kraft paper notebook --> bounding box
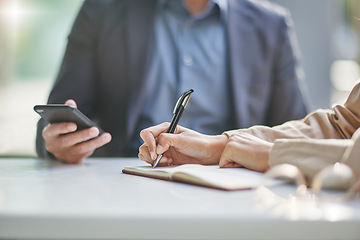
[122,164,283,190]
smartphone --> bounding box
[33,104,104,134]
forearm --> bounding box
[224,89,360,142]
[224,109,342,142]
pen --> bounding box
[153,89,194,168]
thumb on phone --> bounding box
[65,99,77,108]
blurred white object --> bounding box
[312,162,356,192]
[330,60,360,91]
[265,163,307,186]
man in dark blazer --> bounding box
[36,0,308,163]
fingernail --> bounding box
[68,123,76,131]
[151,152,157,160]
[89,127,99,137]
[102,133,111,142]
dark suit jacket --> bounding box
[36,0,308,158]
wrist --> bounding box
[208,134,228,164]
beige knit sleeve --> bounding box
[223,81,360,142]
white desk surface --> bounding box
[0,158,359,240]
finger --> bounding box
[138,144,153,164]
[141,122,170,140]
[219,139,243,168]
[51,133,111,164]
[65,99,77,108]
[139,130,157,160]
[70,132,112,156]
[57,127,101,148]
[156,132,185,155]
[138,145,171,166]
[43,122,77,139]
[140,122,170,160]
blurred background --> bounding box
[0,0,359,157]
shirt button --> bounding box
[183,56,193,66]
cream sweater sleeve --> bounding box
[224,81,360,142]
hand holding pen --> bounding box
[152,89,194,168]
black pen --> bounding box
[153,89,194,168]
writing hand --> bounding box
[138,122,227,167]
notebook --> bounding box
[122,164,284,190]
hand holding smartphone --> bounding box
[34,102,111,164]
[34,104,104,134]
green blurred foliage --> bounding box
[14,0,83,82]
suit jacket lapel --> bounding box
[227,0,259,127]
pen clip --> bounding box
[173,89,194,114]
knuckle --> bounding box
[228,135,244,147]
[139,129,146,138]
[139,144,146,152]
[158,133,165,142]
